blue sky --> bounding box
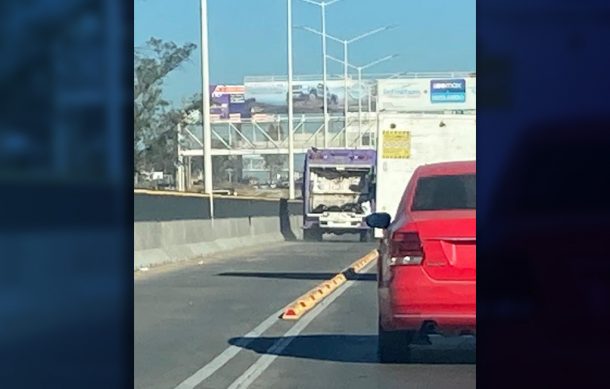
[135,0,475,106]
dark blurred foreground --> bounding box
[0,1,132,387]
[477,2,610,387]
[478,120,610,388]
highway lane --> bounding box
[233,267,476,389]
[134,239,475,389]
[134,239,373,389]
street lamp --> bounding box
[287,0,295,199]
[199,0,214,217]
[299,0,342,148]
[297,24,395,147]
[327,53,398,142]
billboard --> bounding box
[430,79,466,103]
[209,85,250,119]
[377,77,476,112]
[244,79,376,114]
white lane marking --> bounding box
[174,308,284,389]
[227,262,375,389]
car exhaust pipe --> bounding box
[412,321,437,345]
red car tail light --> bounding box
[389,231,424,266]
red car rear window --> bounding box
[411,174,476,211]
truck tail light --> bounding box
[389,231,424,266]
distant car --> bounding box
[366,161,476,362]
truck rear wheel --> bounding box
[359,230,372,242]
[303,228,323,241]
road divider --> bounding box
[281,249,378,320]
[351,250,379,272]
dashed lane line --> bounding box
[227,262,376,389]
[173,308,284,389]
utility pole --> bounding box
[300,0,341,148]
[176,122,185,191]
[287,0,295,199]
[298,25,394,148]
[200,0,214,217]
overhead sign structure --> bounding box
[377,76,475,112]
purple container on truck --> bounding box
[302,148,376,242]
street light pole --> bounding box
[321,3,328,148]
[177,122,185,191]
[200,0,214,217]
[300,0,341,148]
[297,24,395,149]
[357,67,362,139]
[287,0,295,200]
[326,53,398,146]
[343,41,348,147]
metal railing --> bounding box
[180,114,377,157]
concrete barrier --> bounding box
[134,190,303,270]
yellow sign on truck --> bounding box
[382,130,411,159]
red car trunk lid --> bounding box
[413,213,476,281]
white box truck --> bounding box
[374,113,476,238]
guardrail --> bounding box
[134,190,304,269]
[180,114,378,156]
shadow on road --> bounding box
[217,271,376,281]
[229,334,475,364]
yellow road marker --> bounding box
[281,249,378,320]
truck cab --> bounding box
[302,149,376,241]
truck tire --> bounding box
[359,230,373,242]
[303,228,323,241]
[378,320,415,363]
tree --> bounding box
[134,37,197,174]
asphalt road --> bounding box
[135,239,475,389]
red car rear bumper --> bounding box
[380,266,476,334]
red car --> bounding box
[366,161,476,362]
